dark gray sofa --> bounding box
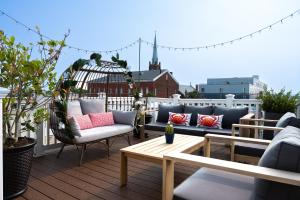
[145,104,250,137]
[172,126,300,200]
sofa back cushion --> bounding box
[273,112,296,136]
[112,110,137,127]
[254,126,300,200]
[184,106,213,126]
[89,112,114,127]
[156,104,184,123]
[67,100,83,118]
[79,99,105,115]
[288,117,300,129]
[213,106,248,129]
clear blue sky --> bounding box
[1,0,300,92]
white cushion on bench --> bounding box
[73,124,133,143]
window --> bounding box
[201,88,205,92]
[154,88,157,96]
[219,88,223,93]
[146,87,149,94]
[120,88,123,94]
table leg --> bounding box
[120,152,128,187]
[162,159,174,200]
[140,125,145,141]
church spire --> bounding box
[152,33,158,65]
[149,33,161,71]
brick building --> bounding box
[88,34,179,98]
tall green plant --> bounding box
[258,87,300,113]
[0,30,67,146]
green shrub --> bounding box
[258,87,300,113]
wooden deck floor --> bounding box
[18,135,229,200]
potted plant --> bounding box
[258,87,299,118]
[258,87,299,139]
[165,122,174,144]
[0,30,66,199]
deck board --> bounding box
[20,135,229,200]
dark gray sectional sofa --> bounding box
[145,104,250,136]
[173,125,300,200]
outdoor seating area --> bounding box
[1,2,300,200]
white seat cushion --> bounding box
[73,124,133,143]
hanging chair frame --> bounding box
[50,58,135,165]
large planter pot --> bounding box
[4,137,36,200]
[165,133,175,144]
[263,111,284,139]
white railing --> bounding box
[33,94,262,156]
[143,94,262,118]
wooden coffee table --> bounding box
[120,134,205,186]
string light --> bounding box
[141,9,300,50]
[0,9,139,55]
[1,8,300,53]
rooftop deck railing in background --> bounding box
[143,94,262,118]
[33,94,263,156]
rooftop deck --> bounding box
[18,135,228,200]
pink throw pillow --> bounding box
[70,115,93,130]
[89,112,115,127]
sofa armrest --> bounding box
[232,124,284,136]
[240,113,255,121]
[203,134,271,158]
[162,152,300,200]
[242,118,278,123]
[205,134,271,145]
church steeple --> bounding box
[149,33,161,71]
[152,34,158,65]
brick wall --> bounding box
[88,72,179,98]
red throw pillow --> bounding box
[70,115,93,130]
[89,112,115,127]
[197,114,223,129]
[168,112,191,126]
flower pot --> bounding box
[4,137,36,200]
[165,133,175,144]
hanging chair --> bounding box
[50,56,136,165]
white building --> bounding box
[196,75,267,99]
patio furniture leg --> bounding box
[79,144,86,166]
[56,143,65,158]
[106,139,110,158]
[120,152,128,187]
[127,134,131,146]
